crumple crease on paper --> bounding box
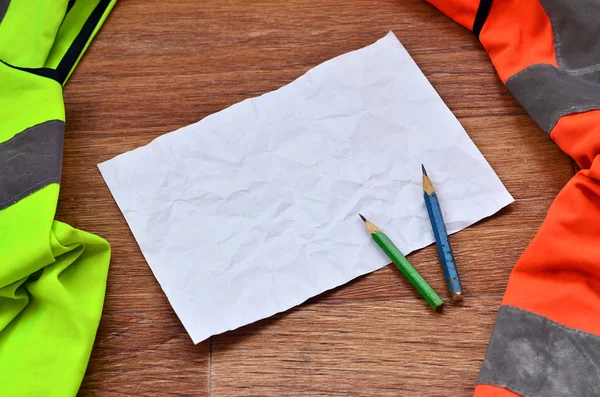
[98,32,514,344]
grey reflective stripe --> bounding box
[478,305,600,397]
[0,0,9,24]
[0,120,65,210]
[505,0,600,134]
[540,0,600,71]
[506,64,600,133]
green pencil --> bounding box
[360,214,444,311]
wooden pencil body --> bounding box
[423,191,463,301]
[372,230,444,311]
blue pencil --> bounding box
[421,165,463,301]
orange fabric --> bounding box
[474,385,520,397]
[424,0,479,30]
[501,163,600,335]
[552,110,600,170]
[479,0,556,83]
[424,1,600,396]
[498,109,600,337]
[498,111,600,335]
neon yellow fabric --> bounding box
[0,62,64,140]
[0,0,69,67]
[0,1,116,395]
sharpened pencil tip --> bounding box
[359,213,366,222]
[421,164,428,176]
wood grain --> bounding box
[56,0,577,395]
[79,310,209,397]
[211,296,502,397]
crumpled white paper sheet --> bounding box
[98,32,514,344]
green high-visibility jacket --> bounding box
[0,1,116,395]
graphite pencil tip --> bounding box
[359,213,366,222]
[421,164,428,176]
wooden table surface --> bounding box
[60,1,575,396]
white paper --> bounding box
[99,32,513,344]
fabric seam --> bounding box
[502,304,600,338]
[565,63,600,76]
[0,178,60,208]
[506,63,552,81]
[547,104,600,134]
[0,120,64,209]
[0,119,63,147]
[538,0,600,73]
[477,380,530,397]
[538,0,563,69]
[0,60,62,83]
[506,64,600,133]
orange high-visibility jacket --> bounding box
[425,0,600,396]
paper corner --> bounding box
[383,30,401,45]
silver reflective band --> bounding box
[0,120,64,210]
[505,0,600,134]
[478,305,600,397]
[540,0,600,71]
[506,64,600,134]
